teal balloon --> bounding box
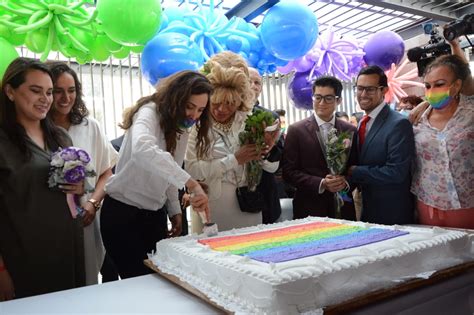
[97,0,162,46]
[260,0,318,60]
[141,32,203,86]
[0,37,19,79]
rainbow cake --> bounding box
[150,217,473,314]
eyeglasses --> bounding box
[353,86,383,95]
[312,94,339,103]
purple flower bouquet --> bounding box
[48,147,96,218]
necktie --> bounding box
[321,122,332,143]
[358,115,371,150]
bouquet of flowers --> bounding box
[48,147,96,218]
[325,128,353,218]
[238,109,276,191]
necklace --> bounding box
[213,116,234,133]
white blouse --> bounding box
[105,102,190,217]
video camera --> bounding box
[443,13,474,42]
[407,23,451,76]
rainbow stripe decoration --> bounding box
[199,221,409,263]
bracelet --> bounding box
[87,198,101,211]
[0,264,6,272]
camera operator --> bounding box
[409,33,474,125]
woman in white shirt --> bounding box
[48,62,118,285]
[101,70,212,278]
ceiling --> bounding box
[160,0,474,41]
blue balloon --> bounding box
[226,35,250,54]
[260,0,318,60]
[363,31,405,70]
[287,71,314,110]
[141,32,204,86]
[164,6,189,23]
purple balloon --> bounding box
[363,30,405,70]
[293,56,315,73]
[287,71,314,110]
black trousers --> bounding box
[100,195,167,279]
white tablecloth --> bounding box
[1,263,473,314]
[0,274,220,314]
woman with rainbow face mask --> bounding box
[411,54,474,229]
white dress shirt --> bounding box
[362,100,386,133]
[313,113,337,194]
[105,102,190,217]
[314,113,336,143]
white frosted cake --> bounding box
[150,217,473,314]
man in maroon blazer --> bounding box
[282,76,358,220]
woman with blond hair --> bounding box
[186,53,274,232]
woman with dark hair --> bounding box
[411,54,473,228]
[0,58,85,300]
[48,62,118,285]
[100,70,212,278]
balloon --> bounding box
[129,45,144,53]
[277,61,295,75]
[247,51,260,67]
[0,37,19,79]
[226,35,250,54]
[112,46,130,59]
[90,40,110,62]
[96,34,122,53]
[97,0,162,46]
[141,32,204,86]
[24,29,49,54]
[384,59,425,104]
[305,28,365,81]
[363,30,405,70]
[0,1,98,61]
[260,0,318,60]
[287,71,314,110]
[163,6,189,23]
[0,24,26,46]
[293,56,314,72]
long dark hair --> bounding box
[0,57,68,160]
[47,61,89,125]
[120,71,213,158]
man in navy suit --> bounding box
[348,66,415,225]
[282,76,357,220]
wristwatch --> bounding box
[87,198,101,211]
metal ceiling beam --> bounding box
[225,0,280,22]
[454,4,474,18]
[357,0,459,21]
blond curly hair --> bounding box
[206,51,249,77]
[206,61,253,112]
